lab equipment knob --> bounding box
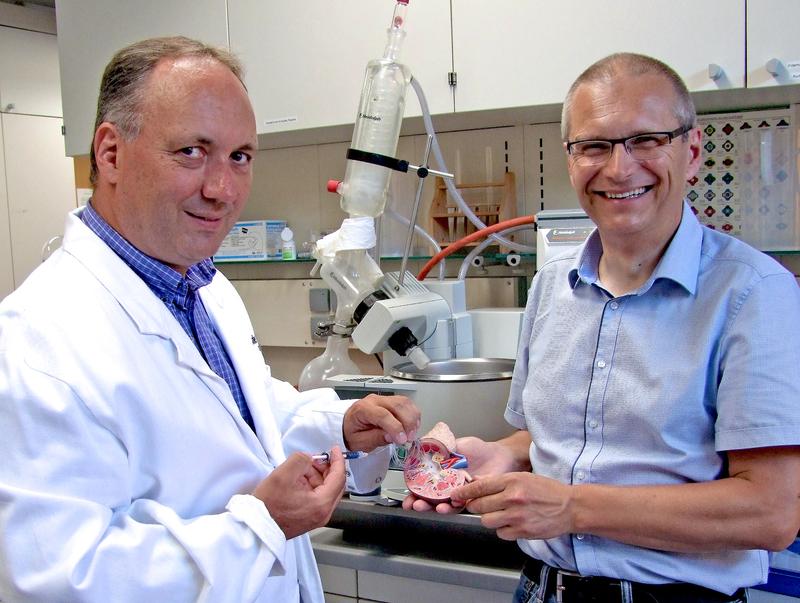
[506,253,521,267]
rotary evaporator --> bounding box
[303,0,536,445]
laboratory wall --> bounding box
[0,6,76,300]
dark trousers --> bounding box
[514,558,748,603]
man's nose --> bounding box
[203,159,238,202]
[603,141,636,177]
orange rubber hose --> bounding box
[417,215,536,281]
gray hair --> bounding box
[560,52,696,141]
[89,36,245,185]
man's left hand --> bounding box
[342,393,420,452]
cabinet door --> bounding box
[358,570,512,603]
[452,0,745,113]
[747,0,800,87]
[228,0,453,135]
[0,120,13,299]
[55,0,229,156]
[2,113,76,288]
[0,26,62,117]
[319,563,358,598]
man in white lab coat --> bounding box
[0,36,420,602]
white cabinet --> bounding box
[227,0,453,135]
[357,570,511,603]
[0,22,75,297]
[1,113,77,290]
[747,0,800,87]
[0,26,62,117]
[319,564,358,600]
[451,0,746,113]
[0,121,14,299]
[55,0,229,156]
[55,0,798,148]
[318,564,512,603]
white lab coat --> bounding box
[0,209,388,602]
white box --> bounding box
[215,220,284,262]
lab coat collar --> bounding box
[63,208,200,346]
[62,209,268,455]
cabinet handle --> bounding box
[707,63,724,81]
[766,58,783,76]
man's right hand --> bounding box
[252,446,346,539]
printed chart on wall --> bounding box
[689,108,799,252]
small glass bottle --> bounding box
[298,334,361,391]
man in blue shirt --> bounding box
[405,53,800,602]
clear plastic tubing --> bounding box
[340,0,411,218]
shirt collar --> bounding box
[568,201,702,295]
[80,201,216,306]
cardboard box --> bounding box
[214,220,286,262]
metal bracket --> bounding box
[309,318,335,341]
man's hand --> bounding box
[403,430,531,513]
[252,446,346,539]
[342,394,420,452]
[452,472,574,541]
[402,436,523,514]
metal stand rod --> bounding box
[398,135,434,288]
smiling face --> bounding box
[564,72,701,251]
[92,56,258,274]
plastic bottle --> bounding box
[338,0,412,218]
[281,227,296,260]
[298,334,361,391]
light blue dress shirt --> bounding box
[505,202,800,595]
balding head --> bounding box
[561,53,696,141]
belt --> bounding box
[522,558,747,603]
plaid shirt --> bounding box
[81,202,254,431]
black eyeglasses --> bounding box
[566,124,694,165]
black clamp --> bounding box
[346,148,449,180]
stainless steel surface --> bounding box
[390,357,515,382]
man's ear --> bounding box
[93,122,122,185]
[685,126,703,181]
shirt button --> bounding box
[610,301,619,310]
[576,534,585,540]
[596,360,606,369]
[588,419,598,429]
[576,471,586,481]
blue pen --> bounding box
[311,450,369,463]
